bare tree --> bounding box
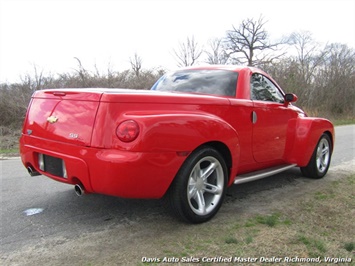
[319,43,355,115]
[225,16,284,66]
[289,31,327,85]
[129,53,143,77]
[32,64,44,90]
[73,57,89,86]
[173,36,203,67]
[205,38,230,64]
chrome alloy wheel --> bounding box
[187,156,224,216]
[300,134,332,179]
[316,138,330,173]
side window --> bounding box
[250,73,284,103]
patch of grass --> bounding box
[253,212,292,227]
[331,180,341,186]
[244,219,256,227]
[348,177,355,185]
[297,235,311,245]
[245,235,253,244]
[314,191,335,200]
[255,213,280,227]
[332,118,355,126]
[225,236,238,244]
[0,148,19,155]
[162,250,181,258]
[299,200,314,212]
[344,242,354,252]
[297,235,327,254]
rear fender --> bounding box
[128,112,240,183]
[284,117,334,166]
[91,105,240,185]
[140,114,238,149]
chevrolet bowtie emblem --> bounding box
[47,116,58,124]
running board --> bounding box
[234,164,297,185]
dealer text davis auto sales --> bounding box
[142,256,352,264]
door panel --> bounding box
[252,102,295,162]
[250,73,297,163]
[228,99,254,167]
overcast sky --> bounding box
[0,0,354,83]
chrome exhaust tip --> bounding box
[27,166,41,176]
[74,184,84,196]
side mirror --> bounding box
[284,93,298,104]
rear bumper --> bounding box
[20,135,184,198]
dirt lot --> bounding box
[1,158,354,266]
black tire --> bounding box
[166,146,228,223]
[301,134,332,179]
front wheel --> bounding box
[301,134,332,179]
[166,146,228,223]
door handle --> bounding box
[252,111,257,124]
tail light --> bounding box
[116,120,140,142]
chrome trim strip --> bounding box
[234,164,297,185]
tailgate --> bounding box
[24,89,103,146]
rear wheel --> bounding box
[301,134,332,179]
[166,146,228,223]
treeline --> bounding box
[262,42,355,117]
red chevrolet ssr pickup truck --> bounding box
[20,65,334,223]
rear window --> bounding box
[151,69,238,97]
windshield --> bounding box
[151,69,238,97]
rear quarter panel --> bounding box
[92,102,240,152]
[92,93,239,152]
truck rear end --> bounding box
[20,89,104,193]
[19,88,189,199]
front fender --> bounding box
[284,117,334,166]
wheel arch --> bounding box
[323,130,334,152]
[200,141,232,170]
[185,140,237,187]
